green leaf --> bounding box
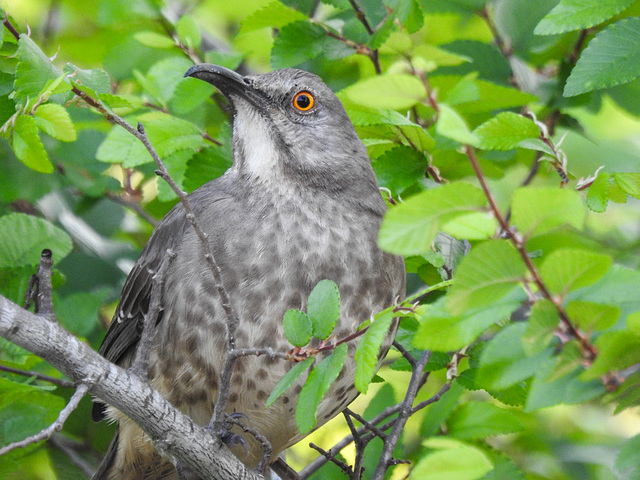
[535,0,636,35]
[440,212,498,241]
[33,103,76,142]
[11,114,53,173]
[378,183,488,256]
[340,74,426,110]
[523,299,559,356]
[266,358,314,408]
[510,186,586,238]
[415,289,525,352]
[565,300,620,332]
[586,172,609,212]
[613,172,640,199]
[410,437,493,480]
[446,240,527,315]
[473,112,540,150]
[283,309,312,347]
[447,402,524,440]
[564,18,640,96]
[582,330,640,380]
[479,322,554,390]
[539,248,612,298]
[271,21,349,69]
[57,289,110,337]
[63,64,111,94]
[176,15,201,49]
[170,77,216,115]
[241,0,308,33]
[295,343,348,433]
[0,213,72,268]
[616,433,640,474]
[372,146,428,194]
[526,366,605,411]
[139,56,194,107]
[97,112,204,167]
[436,103,480,145]
[307,279,341,340]
[14,34,63,107]
[355,310,395,393]
[134,31,175,49]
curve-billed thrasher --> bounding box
[93,64,405,479]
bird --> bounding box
[92,63,405,480]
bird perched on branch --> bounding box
[92,64,405,480]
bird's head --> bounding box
[184,64,375,194]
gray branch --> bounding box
[0,294,262,480]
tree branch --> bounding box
[0,294,262,480]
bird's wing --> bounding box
[93,183,232,420]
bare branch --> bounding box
[0,364,74,389]
[0,383,88,455]
[49,434,96,478]
[371,350,431,480]
[0,294,262,480]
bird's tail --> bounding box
[92,429,119,480]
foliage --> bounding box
[0,0,640,479]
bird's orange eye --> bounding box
[293,91,315,111]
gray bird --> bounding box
[92,64,405,480]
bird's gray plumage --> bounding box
[93,64,405,480]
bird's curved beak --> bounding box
[184,64,268,110]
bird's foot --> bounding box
[220,413,249,452]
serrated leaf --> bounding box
[510,186,586,238]
[540,248,612,298]
[134,31,175,49]
[517,138,556,156]
[474,112,540,150]
[11,114,53,173]
[479,322,554,390]
[33,103,76,142]
[241,1,308,33]
[566,300,620,332]
[448,402,524,440]
[355,310,394,393]
[271,21,349,69]
[295,343,348,433]
[340,74,426,110]
[586,172,610,212]
[582,330,640,380]
[140,56,194,107]
[436,103,480,145]
[372,145,428,194]
[523,299,558,356]
[283,309,312,347]
[379,183,488,256]
[410,437,493,480]
[170,77,215,115]
[266,358,314,407]
[446,240,527,315]
[526,365,604,410]
[307,280,340,340]
[440,211,498,240]
[63,64,111,94]
[429,75,536,113]
[415,290,525,352]
[535,0,636,35]
[613,172,640,199]
[565,18,640,96]
[96,112,204,167]
[176,15,201,49]
[0,213,72,268]
[14,34,63,107]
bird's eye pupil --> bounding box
[293,91,314,111]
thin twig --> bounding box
[0,384,88,455]
[0,364,75,388]
[225,415,272,475]
[371,350,431,480]
[49,434,96,478]
[105,191,159,227]
[464,145,598,362]
[392,340,416,368]
[3,14,20,39]
[308,443,354,477]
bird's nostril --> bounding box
[243,77,253,86]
